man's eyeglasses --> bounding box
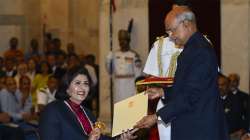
[165,20,184,36]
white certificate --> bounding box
[112,92,148,137]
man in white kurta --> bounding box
[143,36,182,140]
[106,29,141,103]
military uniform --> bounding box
[143,37,182,140]
[106,50,141,103]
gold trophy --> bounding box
[94,121,106,132]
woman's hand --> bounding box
[241,133,250,140]
[119,128,138,140]
[88,128,101,140]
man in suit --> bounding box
[241,95,250,140]
[135,8,229,140]
[248,95,250,132]
[228,73,248,111]
[223,73,248,139]
[218,74,240,138]
[228,74,248,122]
[143,1,191,139]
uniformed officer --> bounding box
[106,29,141,103]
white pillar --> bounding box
[98,0,149,133]
[221,0,249,92]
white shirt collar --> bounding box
[221,95,227,100]
[232,89,238,95]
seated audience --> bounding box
[0,57,5,77]
[15,62,29,88]
[27,58,37,81]
[0,111,25,140]
[32,61,52,109]
[25,39,42,61]
[4,58,17,77]
[66,43,76,56]
[0,76,38,140]
[37,75,58,113]
[0,76,32,122]
[0,76,5,91]
[228,74,248,134]
[4,37,23,61]
[241,95,250,140]
[218,74,247,140]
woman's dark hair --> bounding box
[37,61,52,74]
[55,66,92,100]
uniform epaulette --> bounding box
[156,36,165,76]
[155,36,165,42]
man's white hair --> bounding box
[175,10,196,24]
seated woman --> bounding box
[39,66,138,140]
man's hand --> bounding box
[134,114,157,129]
[146,87,164,100]
[119,128,138,140]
